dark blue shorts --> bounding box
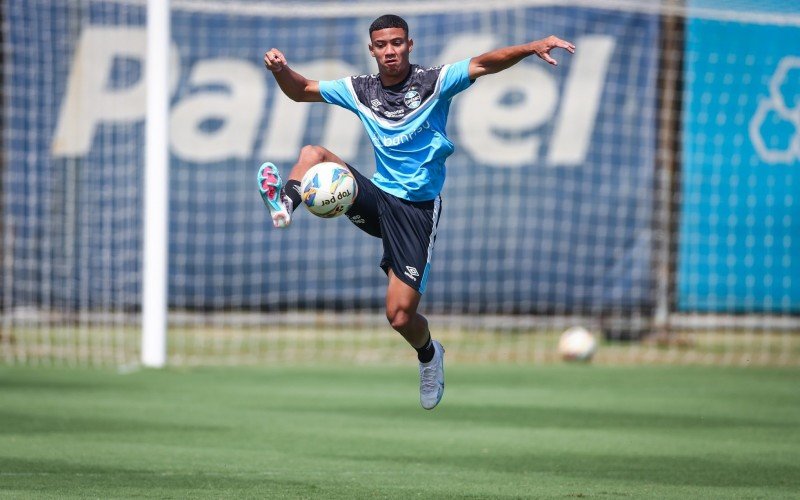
[344,165,441,294]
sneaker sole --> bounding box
[257,162,284,214]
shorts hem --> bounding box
[380,261,424,294]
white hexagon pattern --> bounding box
[749,56,800,164]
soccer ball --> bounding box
[299,162,357,218]
[557,326,598,362]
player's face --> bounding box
[369,28,413,80]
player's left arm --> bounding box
[468,35,575,79]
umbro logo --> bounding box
[349,214,366,225]
[404,266,419,282]
[370,99,381,110]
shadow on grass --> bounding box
[0,410,224,436]
[341,447,800,489]
[280,401,793,432]
[0,377,105,392]
[0,457,324,497]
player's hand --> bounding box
[264,48,288,73]
[530,36,575,66]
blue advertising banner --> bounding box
[678,10,800,313]
[3,2,660,313]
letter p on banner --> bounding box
[52,27,148,157]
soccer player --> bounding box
[260,14,574,410]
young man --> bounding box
[259,14,574,410]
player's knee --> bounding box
[386,307,413,332]
[298,144,326,164]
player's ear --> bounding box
[368,43,376,58]
[408,38,413,52]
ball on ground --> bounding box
[558,326,598,362]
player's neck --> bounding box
[379,65,412,87]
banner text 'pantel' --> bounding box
[52,27,614,168]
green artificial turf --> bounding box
[0,364,798,498]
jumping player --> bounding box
[259,14,574,409]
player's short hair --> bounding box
[369,15,409,37]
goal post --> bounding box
[0,0,798,367]
[141,0,170,368]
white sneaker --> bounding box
[419,340,445,410]
[257,162,293,228]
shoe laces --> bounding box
[281,191,294,213]
[419,363,440,392]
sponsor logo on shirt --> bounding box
[378,121,431,147]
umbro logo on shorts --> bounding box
[404,266,419,282]
[349,214,365,224]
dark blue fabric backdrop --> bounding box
[3,2,660,313]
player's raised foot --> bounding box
[419,340,445,410]
[257,162,293,228]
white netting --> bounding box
[1,0,798,366]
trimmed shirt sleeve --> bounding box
[319,78,358,112]
[438,58,474,100]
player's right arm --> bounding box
[264,48,324,102]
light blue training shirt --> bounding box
[318,58,474,202]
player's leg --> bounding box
[287,144,348,183]
[385,270,429,348]
[258,145,347,228]
[385,273,445,410]
[379,195,445,409]
[342,165,383,238]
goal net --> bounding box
[2,0,798,366]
